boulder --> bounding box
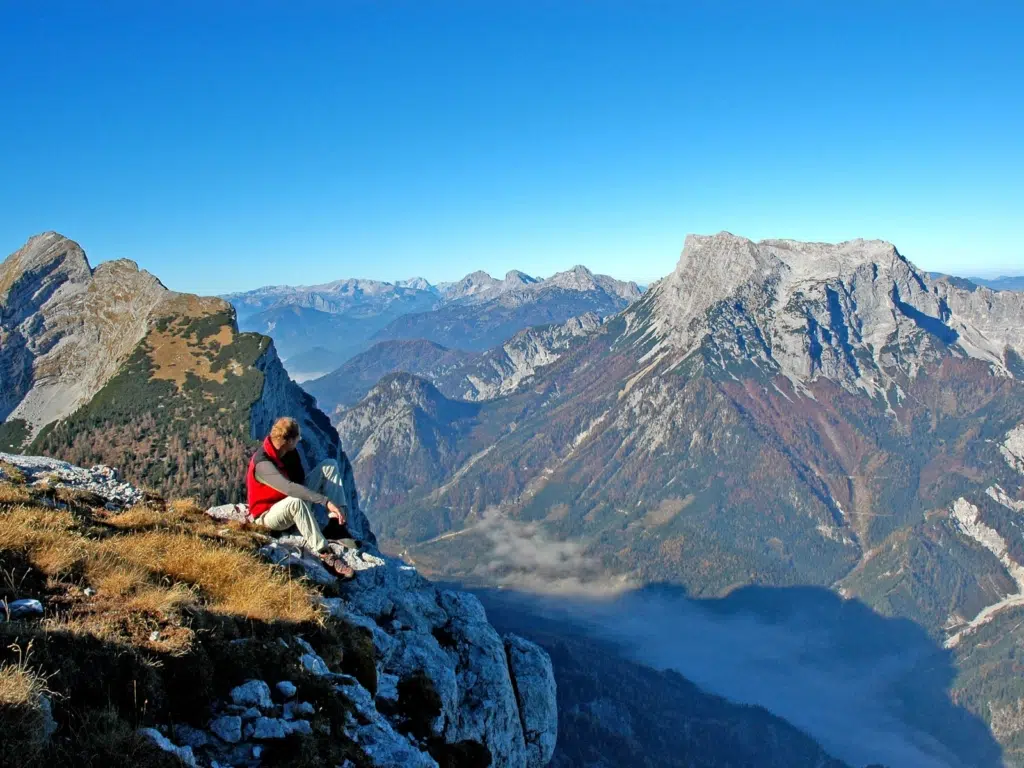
[209,715,243,744]
[229,680,273,710]
[504,634,558,767]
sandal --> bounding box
[319,551,355,580]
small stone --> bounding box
[149,630,160,642]
[240,707,262,720]
[229,680,273,709]
[83,587,96,597]
[250,717,289,740]
[39,695,57,741]
[2,599,44,621]
[252,745,263,758]
[209,715,242,744]
[275,680,297,699]
[300,653,330,677]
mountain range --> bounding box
[223,267,640,379]
[327,232,1024,764]
[930,273,1024,293]
[0,231,862,767]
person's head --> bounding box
[269,417,300,454]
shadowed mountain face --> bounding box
[226,266,640,378]
[340,232,1024,759]
[304,339,477,418]
[478,584,1002,768]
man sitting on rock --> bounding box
[246,416,355,579]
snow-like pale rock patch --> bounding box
[1001,424,1024,475]
[946,497,1024,648]
[0,452,145,509]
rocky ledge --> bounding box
[231,525,558,767]
[0,452,146,509]
[0,452,557,767]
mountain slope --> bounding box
[226,267,638,377]
[338,232,1024,757]
[336,374,483,512]
[0,232,169,440]
[224,277,441,377]
[0,233,342,507]
[304,339,476,418]
[305,312,603,420]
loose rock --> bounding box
[229,680,273,710]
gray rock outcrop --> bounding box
[0,452,145,509]
[0,233,168,438]
[504,634,558,767]
[629,232,1024,396]
[253,529,559,766]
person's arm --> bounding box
[254,460,330,506]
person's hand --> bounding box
[327,501,346,524]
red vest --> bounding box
[246,436,288,519]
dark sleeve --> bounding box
[254,460,329,506]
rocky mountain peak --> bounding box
[394,276,434,291]
[633,232,1024,393]
[505,269,538,286]
[0,232,92,305]
[548,264,598,292]
[440,270,503,301]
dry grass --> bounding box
[0,654,47,707]
[0,646,53,761]
[0,495,317,656]
[0,487,374,766]
[0,480,32,505]
[0,460,27,485]
[146,319,235,388]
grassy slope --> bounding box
[31,311,270,506]
[0,475,375,768]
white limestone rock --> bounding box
[248,717,291,740]
[628,232,1024,394]
[334,674,439,768]
[436,590,527,765]
[504,634,558,768]
[276,680,297,699]
[317,548,558,767]
[1001,424,1024,474]
[0,233,168,438]
[0,453,145,509]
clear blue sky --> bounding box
[1,1,1021,294]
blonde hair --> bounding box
[270,417,300,443]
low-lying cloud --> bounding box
[469,507,634,595]
[474,511,1001,768]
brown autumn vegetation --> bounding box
[0,475,374,768]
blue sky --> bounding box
[1,1,1021,294]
